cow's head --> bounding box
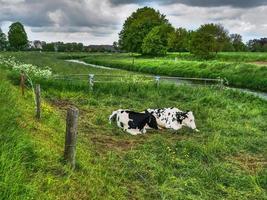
[176,111,199,131]
[145,111,158,129]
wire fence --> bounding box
[50,73,224,89]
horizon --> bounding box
[1,0,267,45]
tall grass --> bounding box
[0,74,36,200]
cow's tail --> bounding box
[109,111,117,124]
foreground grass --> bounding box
[0,73,37,199]
[35,78,267,199]
[0,52,266,199]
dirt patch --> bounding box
[50,99,75,109]
[90,135,146,153]
[229,153,267,173]
[249,61,267,66]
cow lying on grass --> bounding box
[109,109,158,135]
[146,107,199,132]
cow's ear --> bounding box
[182,112,188,118]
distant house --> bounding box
[28,40,43,50]
[33,40,43,49]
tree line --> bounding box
[0,10,267,58]
[0,22,116,52]
[118,7,267,58]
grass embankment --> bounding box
[0,52,267,199]
[167,52,267,62]
[75,53,267,92]
[0,72,36,199]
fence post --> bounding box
[220,78,224,88]
[64,107,79,169]
[35,84,41,120]
[20,72,25,96]
[155,76,160,88]
[88,74,94,90]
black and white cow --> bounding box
[146,107,199,132]
[109,109,158,135]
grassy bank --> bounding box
[78,53,267,92]
[0,73,37,199]
[0,52,266,199]
[167,52,267,62]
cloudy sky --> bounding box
[1,0,267,44]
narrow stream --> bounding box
[66,59,119,70]
[65,59,267,101]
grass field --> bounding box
[0,52,266,199]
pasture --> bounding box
[0,52,266,200]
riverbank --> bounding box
[76,53,267,92]
[65,59,267,101]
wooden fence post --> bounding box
[35,84,41,120]
[155,76,160,88]
[88,74,94,90]
[20,72,25,96]
[64,107,79,169]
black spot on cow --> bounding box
[176,112,188,123]
[127,111,158,130]
[120,122,124,128]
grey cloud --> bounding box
[110,0,267,8]
[0,0,120,35]
[31,26,117,36]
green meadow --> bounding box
[0,52,266,200]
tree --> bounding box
[113,41,119,52]
[230,34,247,51]
[247,38,267,52]
[168,27,189,52]
[190,23,230,58]
[119,7,170,53]
[142,25,174,56]
[42,42,55,52]
[0,28,8,51]
[8,22,28,50]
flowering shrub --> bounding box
[0,55,52,78]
